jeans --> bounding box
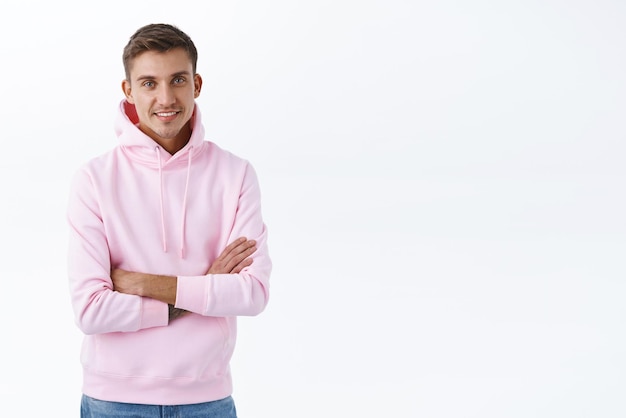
[80,394,237,418]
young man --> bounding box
[67,23,271,417]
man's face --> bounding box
[122,48,202,149]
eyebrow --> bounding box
[135,71,192,82]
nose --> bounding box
[156,84,176,106]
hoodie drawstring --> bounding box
[156,147,168,253]
[180,146,193,259]
[155,145,193,259]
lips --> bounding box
[154,110,181,122]
[155,111,179,117]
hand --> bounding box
[207,237,257,274]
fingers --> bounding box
[216,237,254,261]
[224,240,256,273]
[224,243,256,273]
[231,257,254,274]
[207,237,258,274]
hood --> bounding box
[115,99,205,167]
[114,99,206,258]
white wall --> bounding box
[1,1,624,416]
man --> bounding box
[67,23,271,417]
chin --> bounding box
[155,127,182,140]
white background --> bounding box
[1,1,624,417]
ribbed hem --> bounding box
[82,368,233,405]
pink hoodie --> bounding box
[67,100,271,405]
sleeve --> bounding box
[66,167,168,335]
[175,162,272,317]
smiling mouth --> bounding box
[155,111,179,117]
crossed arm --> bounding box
[110,237,257,321]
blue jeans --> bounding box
[81,394,237,418]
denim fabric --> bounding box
[81,394,237,418]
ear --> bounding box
[122,79,134,104]
[193,73,203,98]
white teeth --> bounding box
[156,112,177,117]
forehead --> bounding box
[129,48,193,79]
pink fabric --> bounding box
[67,99,271,405]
